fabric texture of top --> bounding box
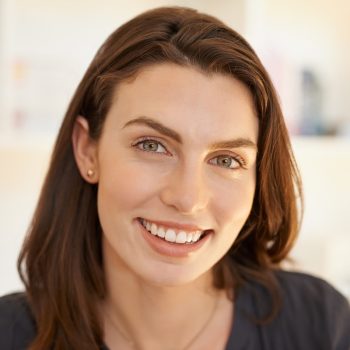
[0,270,349,350]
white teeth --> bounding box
[176,231,187,244]
[141,219,207,245]
[193,231,201,242]
[165,229,176,242]
[158,227,166,238]
[150,223,157,236]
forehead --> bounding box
[105,63,258,143]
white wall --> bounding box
[0,0,15,133]
[289,137,350,298]
[0,136,52,294]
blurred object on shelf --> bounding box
[300,69,324,135]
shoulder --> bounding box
[274,269,346,300]
[0,292,36,350]
[274,270,349,314]
[266,270,350,349]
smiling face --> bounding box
[83,64,258,286]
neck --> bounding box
[100,239,222,350]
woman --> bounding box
[0,6,349,350]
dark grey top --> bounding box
[1,270,349,349]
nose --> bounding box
[159,161,210,215]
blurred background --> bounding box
[0,0,349,298]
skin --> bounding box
[72,63,258,349]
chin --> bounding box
[138,263,213,288]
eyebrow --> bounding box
[122,116,257,151]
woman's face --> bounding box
[95,64,258,286]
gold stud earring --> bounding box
[87,169,94,177]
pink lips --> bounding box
[137,219,212,258]
[139,217,206,232]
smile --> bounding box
[139,218,209,244]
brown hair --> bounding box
[17,6,302,349]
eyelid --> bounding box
[230,153,246,167]
[131,136,172,155]
[215,150,248,166]
[209,153,246,170]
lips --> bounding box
[137,217,213,257]
[139,218,207,244]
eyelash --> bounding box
[131,137,246,170]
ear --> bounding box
[72,116,99,184]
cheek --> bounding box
[214,172,256,227]
[97,159,164,213]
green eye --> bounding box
[135,139,167,153]
[210,155,241,169]
[142,140,159,151]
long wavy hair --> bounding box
[17,6,303,349]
